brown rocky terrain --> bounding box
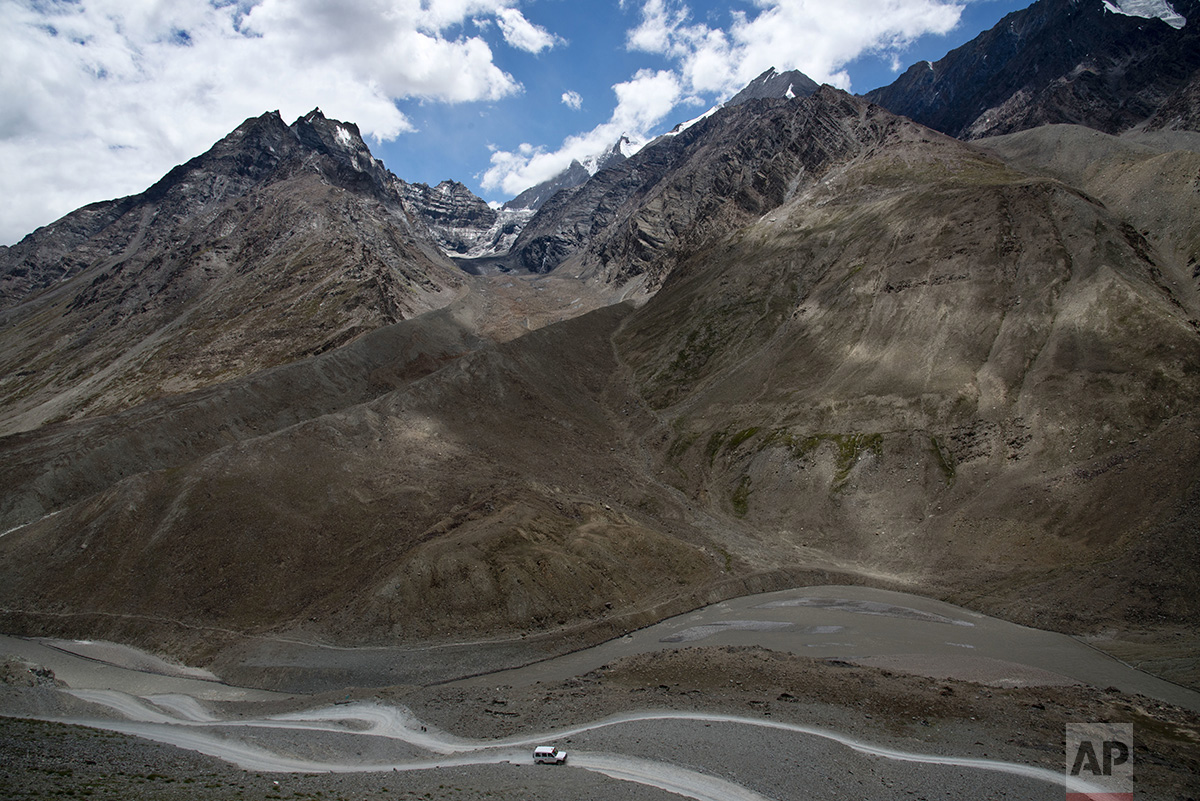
[1,23,1199,791]
[2,646,1198,799]
[395,179,534,259]
[1146,68,1200,131]
[1,89,1197,696]
[0,110,463,435]
[978,124,1200,298]
[611,111,1200,674]
[504,87,884,290]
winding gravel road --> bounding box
[53,694,1103,800]
[5,583,1171,799]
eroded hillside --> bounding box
[2,92,1197,689]
[0,110,463,435]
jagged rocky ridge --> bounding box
[495,68,821,278]
[506,137,635,213]
[0,109,463,433]
[501,86,868,287]
[396,179,533,259]
[726,67,820,105]
[389,138,635,264]
[396,68,821,274]
[865,0,1200,139]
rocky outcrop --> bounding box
[503,136,635,215]
[727,67,819,105]
[505,86,899,289]
[0,110,463,433]
[613,117,1200,634]
[399,180,496,229]
[1144,66,1200,131]
[507,160,592,213]
[865,0,1200,138]
[397,179,532,258]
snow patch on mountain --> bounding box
[467,206,535,258]
[1102,0,1186,29]
[399,178,535,258]
[657,67,819,144]
[662,105,721,139]
[581,135,637,175]
[334,125,353,148]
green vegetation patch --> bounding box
[731,475,752,517]
[930,435,956,485]
[648,317,732,408]
[830,433,884,486]
[761,428,823,460]
[706,429,729,466]
[761,429,884,489]
[855,155,1028,190]
[667,430,700,463]
[725,426,761,451]
[704,425,765,467]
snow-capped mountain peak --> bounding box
[658,67,820,144]
[581,135,635,175]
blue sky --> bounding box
[0,0,1037,244]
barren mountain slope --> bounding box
[865,0,1200,139]
[0,303,729,659]
[506,86,882,291]
[2,100,1198,684]
[1144,65,1200,131]
[977,124,1200,310]
[0,270,631,543]
[0,299,488,536]
[613,125,1200,637]
[0,110,463,435]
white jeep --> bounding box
[533,745,568,764]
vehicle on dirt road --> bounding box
[533,745,567,764]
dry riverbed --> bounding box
[3,645,1199,800]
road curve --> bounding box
[49,695,1105,799]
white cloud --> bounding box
[626,0,692,55]
[0,0,552,244]
[495,6,561,53]
[244,0,523,103]
[627,0,965,94]
[481,69,681,196]
[610,69,684,132]
[561,90,584,110]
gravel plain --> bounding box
[2,587,1198,800]
[3,643,1199,800]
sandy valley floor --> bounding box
[2,586,1198,800]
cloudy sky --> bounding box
[0,0,1034,245]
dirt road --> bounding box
[2,585,1196,800]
